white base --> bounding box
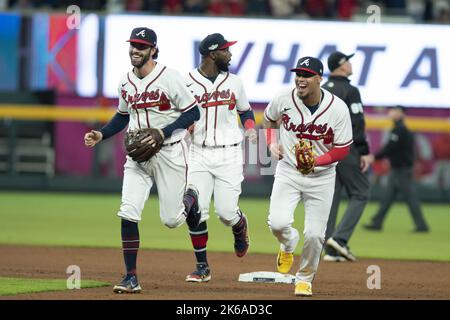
[238,271,295,284]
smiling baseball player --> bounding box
[184,33,257,282]
[84,27,201,294]
[263,56,353,296]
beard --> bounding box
[216,59,229,72]
[298,91,309,101]
[130,51,150,68]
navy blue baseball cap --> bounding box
[199,33,237,55]
[328,51,354,72]
[127,27,157,47]
[291,57,324,76]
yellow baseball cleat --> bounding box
[277,250,294,274]
[295,281,312,297]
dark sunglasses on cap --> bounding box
[295,71,316,78]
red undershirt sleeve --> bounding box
[315,145,350,166]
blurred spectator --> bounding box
[35,0,59,9]
[74,0,107,10]
[246,0,271,15]
[421,0,450,23]
[184,0,206,14]
[145,0,164,12]
[436,7,450,23]
[207,0,246,16]
[303,0,334,18]
[335,0,358,19]
[106,0,125,13]
[125,0,145,11]
[406,0,425,22]
[162,0,183,13]
[9,0,33,9]
[385,0,406,14]
[432,135,450,191]
[269,0,300,17]
[435,0,450,24]
[422,0,433,21]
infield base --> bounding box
[238,271,295,284]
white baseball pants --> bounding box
[268,160,336,283]
[188,144,244,227]
[117,141,189,228]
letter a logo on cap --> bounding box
[300,58,310,66]
[136,30,146,37]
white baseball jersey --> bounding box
[264,88,353,174]
[117,63,197,143]
[187,69,251,147]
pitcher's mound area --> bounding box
[0,245,449,300]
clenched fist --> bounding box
[84,130,103,148]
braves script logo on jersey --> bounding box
[195,89,236,110]
[281,114,334,144]
[122,88,171,111]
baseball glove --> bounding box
[124,128,164,163]
[294,139,315,175]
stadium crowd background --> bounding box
[2,0,450,24]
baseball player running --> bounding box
[84,27,201,293]
[263,56,353,296]
[184,33,256,282]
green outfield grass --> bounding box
[0,192,449,261]
[0,277,109,296]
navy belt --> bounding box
[202,142,239,149]
[163,140,181,147]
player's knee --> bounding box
[217,210,240,227]
[268,217,290,233]
[161,216,182,229]
[218,216,234,227]
[118,203,141,222]
[303,230,325,244]
[216,205,240,227]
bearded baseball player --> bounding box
[263,56,353,296]
[184,33,256,282]
[84,27,202,293]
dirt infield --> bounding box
[0,245,449,300]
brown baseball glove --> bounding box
[294,139,315,175]
[124,128,164,163]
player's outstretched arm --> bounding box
[84,112,130,148]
